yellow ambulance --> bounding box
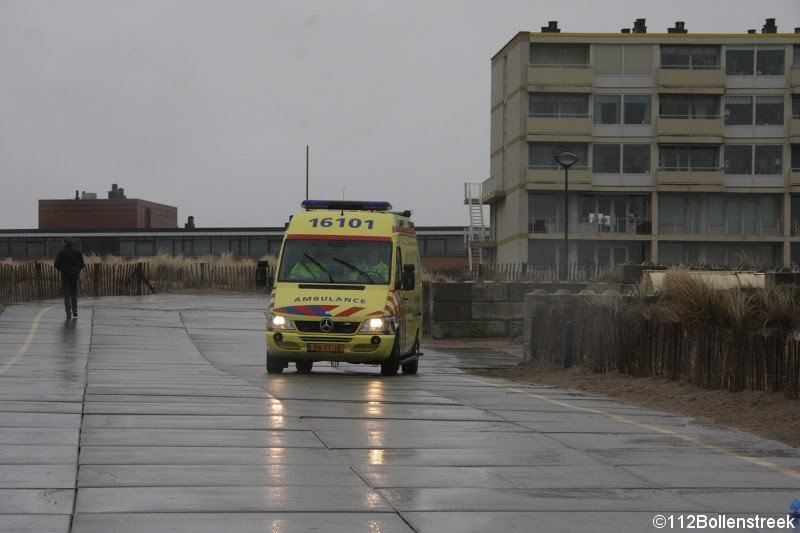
[266,200,423,376]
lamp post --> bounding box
[554,151,579,281]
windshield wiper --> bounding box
[331,256,374,284]
[302,252,334,282]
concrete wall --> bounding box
[429,281,620,338]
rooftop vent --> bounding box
[747,29,757,34]
[541,21,560,33]
[185,216,195,229]
[621,28,631,34]
[667,21,687,34]
[632,18,647,33]
[108,183,126,200]
[762,18,777,33]
[795,27,800,33]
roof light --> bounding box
[301,200,392,212]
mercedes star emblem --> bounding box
[320,318,334,333]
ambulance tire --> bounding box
[295,360,313,374]
[266,352,286,374]
[401,336,420,375]
[380,334,401,376]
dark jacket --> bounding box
[54,247,85,276]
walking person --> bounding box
[54,238,85,319]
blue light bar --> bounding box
[301,200,392,212]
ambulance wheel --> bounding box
[266,352,285,374]
[295,360,313,374]
[402,337,420,375]
[380,335,401,376]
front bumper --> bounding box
[266,331,395,362]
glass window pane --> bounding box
[530,94,556,115]
[756,49,784,75]
[690,146,719,169]
[659,95,690,117]
[793,145,800,170]
[427,238,445,256]
[559,95,589,116]
[725,96,753,125]
[211,239,229,253]
[560,46,589,65]
[755,96,784,125]
[249,238,268,257]
[530,44,560,65]
[593,95,620,124]
[754,145,782,175]
[794,96,800,117]
[624,95,651,124]
[691,46,720,67]
[529,143,587,167]
[593,144,621,173]
[623,45,652,75]
[529,193,559,219]
[692,96,720,118]
[725,145,753,175]
[594,45,622,75]
[622,144,650,173]
[446,236,465,256]
[120,241,136,256]
[794,45,800,67]
[726,48,754,75]
[193,238,211,255]
[660,46,690,67]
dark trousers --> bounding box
[62,273,79,316]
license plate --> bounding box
[308,343,344,353]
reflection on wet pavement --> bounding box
[0,295,797,532]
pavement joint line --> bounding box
[461,375,800,481]
[0,305,58,374]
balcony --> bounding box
[481,176,504,203]
[466,226,496,247]
[656,115,724,142]
[791,116,800,142]
[527,114,592,137]
[527,165,591,185]
[792,168,800,187]
[791,66,800,89]
[656,167,723,187]
[657,65,725,92]
[528,64,592,89]
[529,217,652,236]
[660,219,783,238]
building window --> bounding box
[794,96,800,117]
[528,143,588,168]
[756,48,784,75]
[426,238,445,256]
[659,95,719,118]
[193,238,211,255]
[661,45,720,68]
[446,236,465,256]
[660,145,719,170]
[724,145,753,174]
[593,95,620,124]
[529,93,589,117]
[249,238,269,257]
[623,95,651,124]
[726,47,754,75]
[529,44,589,65]
[594,45,622,75]
[755,96,784,125]
[793,145,800,171]
[725,96,753,125]
[622,144,651,173]
[794,45,800,68]
[593,144,621,173]
[755,145,783,175]
[623,45,652,75]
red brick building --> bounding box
[38,187,177,230]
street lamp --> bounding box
[554,151,579,281]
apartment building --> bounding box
[483,19,800,268]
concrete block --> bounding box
[473,282,508,302]
[431,301,471,321]
[620,264,667,284]
[430,282,473,302]
[471,301,524,320]
[431,321,473,339]
[508,320,524,338]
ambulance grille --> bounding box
[295,320,359,334]
[299,336,353,343]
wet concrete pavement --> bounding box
[1,295,799,532]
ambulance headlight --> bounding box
[268,314,294,331]
[359,316,397,334]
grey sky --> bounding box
[1,0,797,228]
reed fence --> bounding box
[532,299,800,398]
[425,263,616,283]
[0,262,271,304]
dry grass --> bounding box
[2,253,277,269]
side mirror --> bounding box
[401,264,416,290]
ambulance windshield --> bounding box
[278,239,392,285]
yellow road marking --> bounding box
[464,376,800,480]
[0,306,57,374]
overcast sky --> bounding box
[1,0,797,228]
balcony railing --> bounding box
[657,115,724,138]
[660,218,783,237]
[527,165,592,184]
[656,167,723,186]
[529,217,652,235]
[481,176,497,201]
[528,63,592,86]
[658,65,725,88]
[466,226,496,244]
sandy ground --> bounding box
[470,360,800,448]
